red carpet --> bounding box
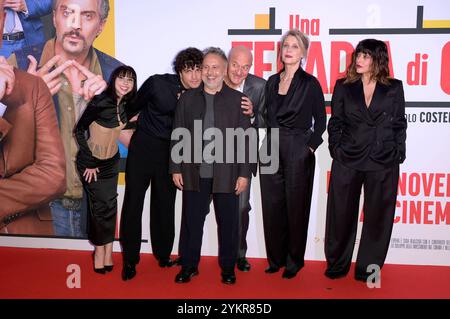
[0,247,449,299]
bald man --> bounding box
[225,45,266,272]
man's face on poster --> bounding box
[53,0,106,55]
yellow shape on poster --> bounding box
[118,172,125,185]
[93,0,115,57]
[255,14,270,29]
[423,20,450,28]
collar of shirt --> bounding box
[4,10,24,34]
[0,102,6,117]
[236,79,245,93]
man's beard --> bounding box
[203,77,224,92]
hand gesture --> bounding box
[27,55,73,95]
[172,173,184,190]
[4,0,27,12]
[72,60,107,101]
[0,56,15,100]
[235,176,249,195]
[241,96,254,117]
[83,167,99,183]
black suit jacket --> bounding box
[169,83,253,193]
[328,78,407,171]
[243,73,266,176]
[243,73,266,128]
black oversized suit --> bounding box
[169,83,253,270]
[325,78,407,280]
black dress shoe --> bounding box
[173,257,182,266]
[324,269,347,279]
[122,263,136,281]
[282,269,297,279]
[237,258,251,272]
[175,267,199,283]
[159,259,175,268]
[264,266,280,274]
[104,265,114,272]
[221,270,236,285]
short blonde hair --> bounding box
[280,29,310,59]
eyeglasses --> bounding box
[117,76,134,84]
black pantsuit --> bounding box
[259,67,326,275]
[260,130,316,272]
[79,152,120,246]
[325,78,407,280]
[325,160,399,278]
[120,129,177,265]
[180,178,239,270]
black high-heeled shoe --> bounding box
[92,251,106,274]
[94,267,106,274]
[122,263,136,281]
[104,265,114,272]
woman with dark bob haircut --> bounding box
[75,65,138,274]
[325,39,407,282]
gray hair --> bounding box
[52,0,110,21]
[280,29,310,58]
[203,47,228,63]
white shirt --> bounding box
[236,79,245,93]
[0,102,7,117]
[4,10,24,34]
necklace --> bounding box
[280,72,293,82]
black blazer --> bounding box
[243,73,266,176]
[169,83,253,193]
[244,73,266,129]
[127,73,184,140]
[261,67,326,150]
[328,78,407,171]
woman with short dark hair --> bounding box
[75,65,137,274]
